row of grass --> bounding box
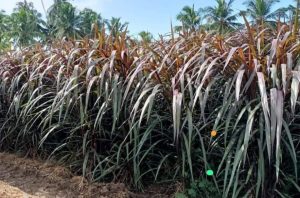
[0,24,300,197]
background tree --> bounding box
[272,7,290,23]
[105,17,129,38]
[78,8,103,37]
[0,10,10,51]
[47,0,80,39]
[0,10,8,34]
[287,4,296,23]
[244,0,279,26]
[204,0,238,34]
[138,31,153,43]
[8,0,44,48]
[176,5,202,33]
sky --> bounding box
[0,0,295,37]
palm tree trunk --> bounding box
[258,17,265,50]
[277,15,280,33]
[219,20,224,35]
[293,0,300,37]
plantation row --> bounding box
[0,25,300,197]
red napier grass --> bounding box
[0,23,299,197]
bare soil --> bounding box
[0,153,174,198]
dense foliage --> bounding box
[1,0,300,197]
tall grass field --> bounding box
[1,13,300,198]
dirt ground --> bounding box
[0,153,174,198]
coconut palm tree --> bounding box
[176,5,202,32]
[244,0,279,25]
[8,1,44,48]
[272,7,290,23]
[287,4,296,22]
[47,0,80,39]
[78,8,103,37]
[0,10,8,37]
[105,17,129,38]
[0,10,10,51]
[204,0,238,34]
[0,10,7,32]
[138,31,153,43]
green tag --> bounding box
[206,170,214,176]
